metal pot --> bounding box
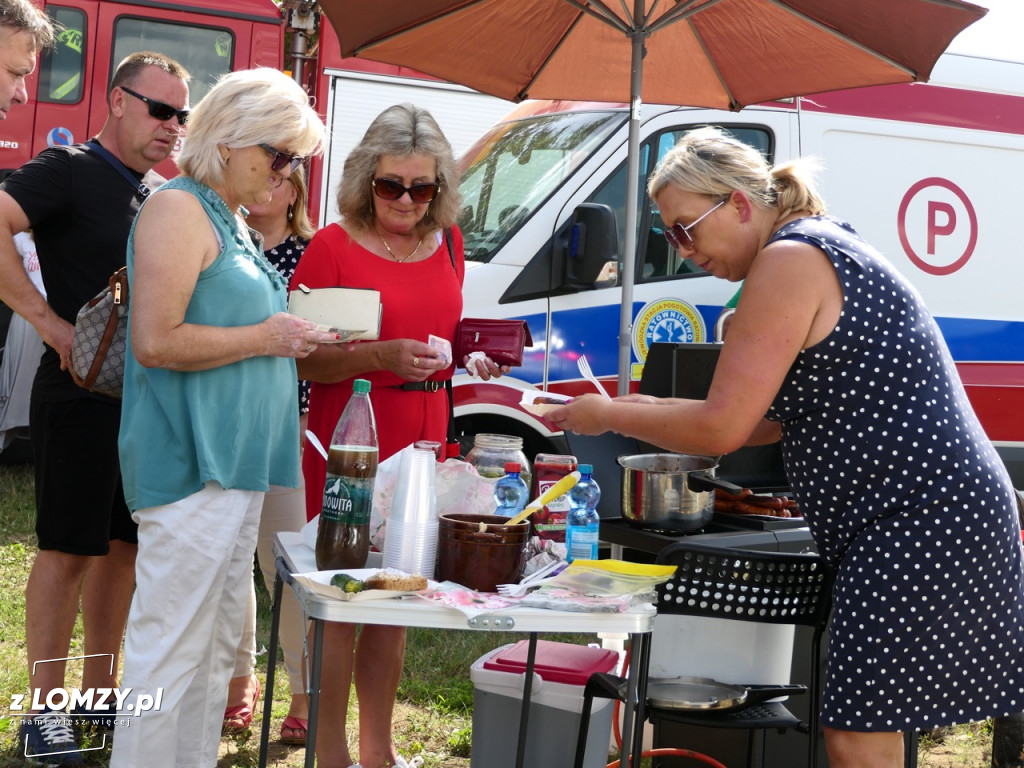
[618,453,745,532]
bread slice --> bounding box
[363,569,428,592]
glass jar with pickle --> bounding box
[466,433,532,490]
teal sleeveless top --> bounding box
[119,177,299,511]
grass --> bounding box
[0,463,599,767]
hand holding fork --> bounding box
[577,355,612,400]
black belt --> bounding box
[392,381,442,392]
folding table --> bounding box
[257,531,656,768]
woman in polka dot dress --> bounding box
[549,126,1024,767]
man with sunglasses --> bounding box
[0,50,188,764]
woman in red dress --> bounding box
[293,103,501,768]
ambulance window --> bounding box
[642,126,773,282]
[584,143,652,288]
[111,18,234,105]
[37,7,86,104]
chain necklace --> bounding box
[378,232,423,263]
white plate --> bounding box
[292,568,435,602]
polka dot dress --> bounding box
[766,216,1024,731]
[265,234,311,414]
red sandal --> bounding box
[222,677,261,733]
[279,715,308,746]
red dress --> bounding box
[292,225,464,521]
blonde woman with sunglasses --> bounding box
[550,126,1024,768]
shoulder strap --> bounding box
[83,140,150,200]
[445,227,455,271]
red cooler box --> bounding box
[470,639,619,768]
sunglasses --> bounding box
[664,198,728,251]
[372,177,440,204]
[258,144,305,175]
[120,86,189,126]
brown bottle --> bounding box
[315,379,379,570]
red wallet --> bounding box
[454,318,533,367]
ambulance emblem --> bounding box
[630,298,705,379]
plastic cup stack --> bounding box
[382,448,439,577]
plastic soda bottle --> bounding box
[565,464,601,562]
[315,379,378,570]
[494,462,529,516]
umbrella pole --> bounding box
[617,7,646,397]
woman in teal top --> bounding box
[112,68,330,768]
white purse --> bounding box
[288,284,382,341]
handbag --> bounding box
[69,267,129,399]
[67,140,150,399]
[454,317,533,368]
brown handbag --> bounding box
[454,317,533,368]
[69,267,129,399]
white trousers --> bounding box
[233,481,307,694]
[110,483,262,768]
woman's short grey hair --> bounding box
[177,67,324,187]
[337,103,462,236]
[648,126,826,220]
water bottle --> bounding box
[494,462,529,516]
[565,464,601,562]
[316,378,379,570]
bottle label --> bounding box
[566,523,599,561]
[321,473,373,525]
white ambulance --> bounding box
[448,50,1024,483]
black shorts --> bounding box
[30,398,137,554]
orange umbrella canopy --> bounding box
[321,0,987,110]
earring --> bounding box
[287,205,294,221]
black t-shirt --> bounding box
[0,141,163,401]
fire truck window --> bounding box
[112,19,234,105]
[37,7,85,104]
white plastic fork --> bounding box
[577,355,613,400]
[495,559,565,597]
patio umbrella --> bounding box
[317,0,987,394]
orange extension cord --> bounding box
[604,645,728,768]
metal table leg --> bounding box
[623,631,652,768]
[258,558,287,768]
[304,618,325,768]
[513,633,539,768]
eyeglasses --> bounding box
[664,198,728,251]
[120,86,189,126]
[372,177,440,204]
[258,144,305,175]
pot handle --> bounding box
[686,470,746,494]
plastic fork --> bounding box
[577,355,613,400]
[495,560,567,597]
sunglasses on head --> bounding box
[372,177,440,204]
[258,144,305,175]
[120,86,189,126]
[663,197,728,251]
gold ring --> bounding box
[413,356,420,367]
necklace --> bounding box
[378,232,423,262]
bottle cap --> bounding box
[578,464,593,474]
[353,379,371,394]
[504,462,521,473]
